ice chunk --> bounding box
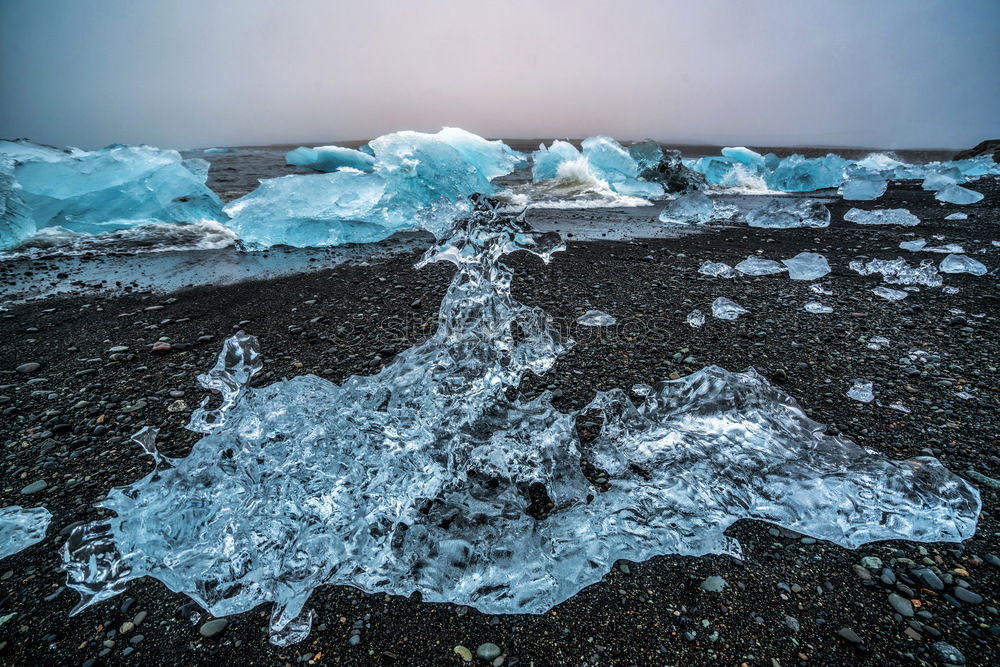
[810,283,833,295]
[934,184,983,205]
[921,171,959,192]
[939,254,987,276]
[746,199,830,228]
[844,208,919,227]
[636,147,705,193]
[712,297,749,320]
[782,252,830,280]
[699,261,737,278]
[872,286,908,300]
[867,335,890,350]
[0,505,52,559]
[804,301,833,314]
[531,140,582,182]
[855,152,905,173]
[735,256,785,276]
[626,139,664,173]
[898,239,964,254]
[839,167,887,201]
[659,191,714,223]
[765,154,848,192]
[850,257,942,286]
[435,127,528,181]
[899,239,926,251]
[686,309,706,328]
[0,157,34,250]
[847,381,874,403]
[0,139,84,163]
[944,213,968,220]
[889,403,911,413]
[285,145,376,173]
[721,146,765,169]
[577,309,617,326]
[533,137,663,198]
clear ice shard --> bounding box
[838,167,887,201]
[746,199,830,228]
[804,301,833,314]
[658,191,714,223]
[872,286,908,301]
[686,309,706,328]
[62,203,980,646]
[765,154,848,192]
[0,156,34,250]
[699,261,737,278]
[782,252,830,280]
[939,254,987,276]
[844,208,920,227]
[735,256,786,276]
[934,184,983,205]
[577,310,617,326]
[847,380,875,403]
[286,145,377,173]
[921,171,959,192]
[0,505,52,559]
[2,143,225,233]
[849,257,942,287]
[899,239,964,254]
[944,213,967,221]
[711,297,749,320]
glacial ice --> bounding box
[61,204,980,646]
[626,140,664,173]
[1,157,34,250]
[921,171,959,192]
[803,301,833,314]
[782,252,830,280]
[531,140,582,182]
[765,154,848,192]
[735,256,786,276]
[850,257,942,287]
[898,239,964,254]
[659,191,714,223]
[935,184,984,205]
[721,147,766,170]
[698,261,737,278]
[871,286,909,301]
[686,309,706,328]
[532,137,663,198]
[838,167,887,201]
[0,505,52,560]
[577,309,617,326]
[746,199,831,228]
[944,213,968,221]
[867,335,890,350]
[939,254,987,276]
[844,208,920,227]
[286,145,377,173]
[847,381,875,403]
[711,297,749,320]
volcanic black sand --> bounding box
[0,178,997,666]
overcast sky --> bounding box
[1,0,998,150]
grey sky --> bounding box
[1,0,998,149]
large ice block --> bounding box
[0,157,34,250]
[838,166,887,201]
[286,145,376,173]
[658,191,714,223]
[782,252,830,280]
[934,184,983,205]
[765,154,848,192]
[844,208,920,227]
[532,137,663,198]
[746,199,830,228]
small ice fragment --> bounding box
[0,505,52,559]
[847,381,874,403]
[844,208,920,227]
[867,335,890,350]
[711,297,748,320]
[804,301,833,314]
[698,261,736,278]
[850,257,942,286]
[942,286,960,294]
[956,391,974,401]
[686,309,706,328]
[872,286,908,301]
[944,213,967,221]
[746,199,830,228]
[899,239,927,251]
[889,403,911,413]
[577,309,617,327]
[632,383,652,396]
[899,239,964,254]
[658,191,714,223]
[782,252,830,280]
[735,255,785,276]
[934,184,983,205]
[939,254,987,276]
[809,283,834,295]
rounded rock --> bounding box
[477,643,501,661]
[199,618,228,638]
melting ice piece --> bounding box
[765,154,848,192]
[531,140,582,182]
[899,239,965,254]
[285,145,377,173]
[746,199,830,228]
[699,261,737,278]
[889,403,911,413]
[0,505,52,559]
[935,184,983,205]
[803,301,833,314]
[921,171,959,192]
[1,157,34,250]
[939,254,987,276]
[847,380,875,403]
[61,204,980,646]
[944,213,968,221]
[686,309,706,328]
[712,297,749,320]
[867,335,890,350]
[735,256,785,276]
[850,257,942,286]
[844,208,919,227]
[810,283,833,295]
[721,146,765,169]
[838,167,887,201]
[872,286,908,301]
[577,310,617,327]
[899,239,926,251]
[782,252,830,280]
[658,191,714,223]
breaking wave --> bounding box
[498,158,654,210]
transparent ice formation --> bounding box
[847,381,875,403]
[286,145,377,173]
[735,256,786,276]
[803,301,833,314]
[62,204,980,646]
[0,156,34,250]
[898,239,964,254]
[711,297,749,320]
[872,286,908,301]
[810,283,834,295]
[0,505,52,559]
[577,309,617,326]
[844,208,920,227]
[921,171,959,192]
[850,257,943,287]
[867,335,890,350]
[839,167,887,201]
[686,309,706,328]
[698,261,737,278]
[746,199,830,228]
[765,154,848,192]
[890,403,911,413]
[720,146,766,169]
[939,254,987,276]
[658,191,714,223]
[934,184,983,205]
[782,252,830,280]
[944,213,968,221]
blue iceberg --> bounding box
[839,166,887,200]
[532,137,663,199]
[0,157,34,250]
[765,154,848,192]
[286,145,377,173]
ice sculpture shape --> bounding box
[782,252,830,280]
[577,310,617,326]
[872,286,908,301]
[659,192,714,223]
[711,297,749,320]
[935,184,983,205]
[4,144,225,233]
[698,261,737,278]
[804,301,833,314]
[286,145,376,173]
[735,256,785,276]
[939,254,987,276]
[850,257,942,287]
[838,167,887,201]
[63,204,979,647]
[765,154,848,192]
[1,157,34,250]
[844,208,920,227]
[746,199,830,228]
[0,505,52,559]
[847,381,875,403]
[686,309,706,328]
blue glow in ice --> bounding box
[286,145,377,173]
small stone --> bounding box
[16,362,40,374]
[477,643,501,661]
[700,575,727,592]
[933,641,965,665]
[860,556,883,570]
[20,479,47,494]
[454,645,473,662]
[888,593,914,617]
[952,587,982,604]
[837,627,863,644]
[151,342,172,354]
[199,618,228,638]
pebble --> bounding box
[933,641,965,665]
[16,362,41,374]
[836,627,863,644]
[454,645,473,662]
[20,479,47,494]
[860,556,883,570]
[888,593,914,617]
[151,341,172,354]
[912,567,944,591]
[700,575,727,592]
[198,618,228,638]
[952,587,982,604]
[477,643,501,661]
